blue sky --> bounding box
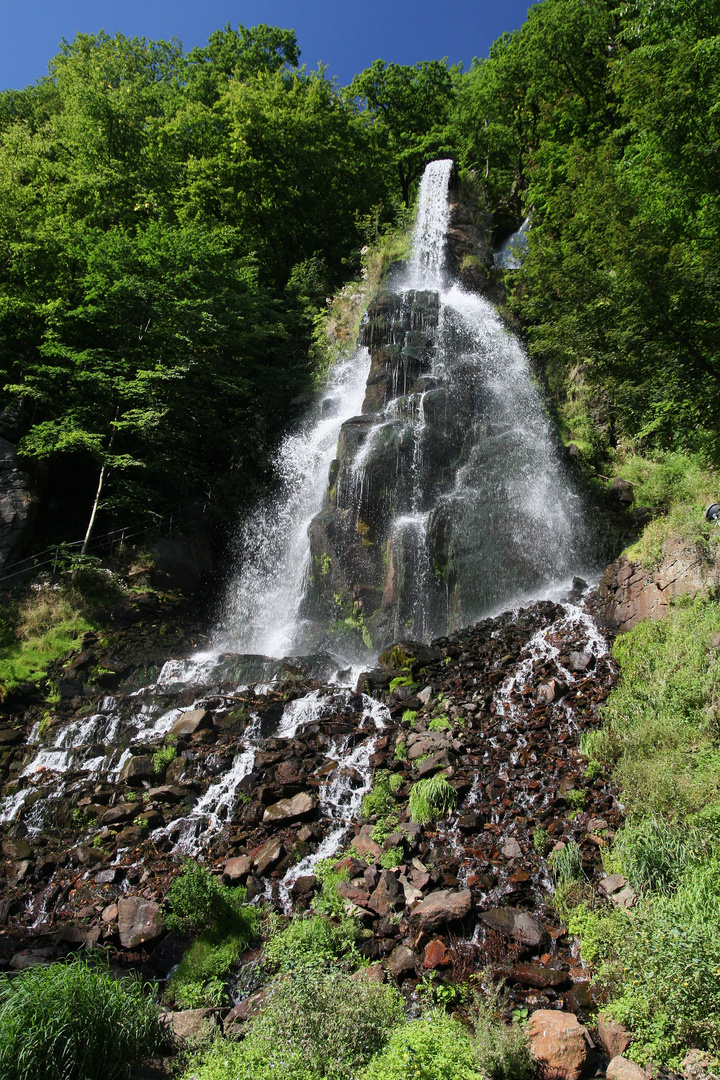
[0,0,534,91]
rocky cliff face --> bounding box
[0,428,36,572]
[595,536,720,632]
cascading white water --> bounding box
[407,159,454,288]
[219,345,371,656]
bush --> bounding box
[264,914,361,972]
[0,956,162,1080]
[361,772,399,821]
[164,862,260,1009]
[164,860,252,936]
[409,773,457,825]
[472,982,535,1080]
[359,1010,479,1080]
[185,967,403,1080]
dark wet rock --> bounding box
[503,963,570,990]
[2,836,32,859]
[119,755,154,786]
[387,944,416,981]
[11,946,57,970]
[262,791,317,824]
[117,897,163,949]
[0,727,22,746]
[101,802,142,827]
[480,908,550,952]
[412,888,472,932]
[290,875,319,901]
[368,869,405,916]
[94,867,123,885]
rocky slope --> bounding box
[0,583,629,1070]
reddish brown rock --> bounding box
[368,870,405,916]
[223,855,252,884]
[412,889,472,932]
[526,1009,590,1080]
[422,938,452,969]
[262,791,317,824]
[606,1058,646,1080]
[597,1013,633,1060]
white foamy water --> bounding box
[220,346,372,656]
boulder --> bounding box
[606,1058,647,1080]
[117,897,163,949]
[2,837,32,860]
[223,855,252,884]
[416,749,457,777]
[147,785,185,803]
[171,709,212,737]
[119,755,154,786]
[253,836,284,876]
[353,825,383,861]
[526,1009,590,1080]
[597,1013,633,1060]
[480,908,549,952]
[262,791,317,824]
[0,728,22,746]
[387,944,416,981]
[412,889,472,932]
[101,802,142,827]
[166,1009,216,1042]
[368,870,405,916]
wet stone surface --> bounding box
[0,594,620,1026]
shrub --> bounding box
[472,981,535,1080]
[164,860,251,936]
[0,956,162,1080]
[264,914,361,972]
[409,773,457,824]
[185,967,403,1080]
[371,813,400,844]
[310,858,353,918]
[359,1009,479,1080]
[379,845,404,869]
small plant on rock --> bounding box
[401,709,418,724]
[379,845,404,869]
[409,773,457,825]
[153,742,177,776]
[428,715,451,731]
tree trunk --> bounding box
[81,463,106,557]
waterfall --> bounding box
[222,160,593,659]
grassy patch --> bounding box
[0,955,162,1080]
[183,967,403,1080]
[264,913,361,973]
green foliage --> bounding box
[379,846,404,869]
[600,596,720,818]
[0,956,162,1080]
[310,859,352,919]
[428,715,451,731]
[533,827,551,856]
[184,967,404,1080]
[152,743,177,775]
[612,816,700,896]
[264,914,361,973]
[548,841,583,886]
[371,813,400,844]
[401,709,418,725]
[164,860,253,937]
[472,981,535,1080]
[409,773,457,825]
[566,901,628,967]
[359,1010,479,1080]
[394,740,407,761]
[566,789,587,811]
[361,772,400,821]
[389,675,416,692]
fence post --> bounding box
[52,547,59,575]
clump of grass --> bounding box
[472,979,535,1080]
[359,1009,479,1080]
[612,816,698,895]
[361,771,401,821]
[379,845,404,869]
[401,709,417,724]
[409,773,457,825]
[0,955,162,1080]
[153,742,177,775]
[548,841,583,886]
[617,451,720,570]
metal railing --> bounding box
[0,504,197,585]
